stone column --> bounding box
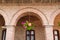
[6,25,15,40]
[45,25,53,40]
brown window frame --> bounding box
[53,30,59,40]
[26,30,35,40]
[2,29,6,40]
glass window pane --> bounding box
[27,36,30,40]
[27,31,30,35]
[55,36,58,40]
[31,31,34,34]
[31,36,34,40]
[54,31,57,34]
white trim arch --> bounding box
[10,7,49,25]
[0,9,8,25]
[51,9,60,25]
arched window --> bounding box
[53,30,59,40]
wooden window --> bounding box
[53,30,59,40]
[2,29,6,40]
[26,30,35,40]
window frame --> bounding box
[26,30,35,40]
[2,29,6,40]
[53,30,59,40]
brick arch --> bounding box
[10,7,49,25]
[51,9,60,25]
[0,9,8,25]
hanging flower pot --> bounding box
[22,21,35,40]
[21,21,35,30]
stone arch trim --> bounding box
[10,7,49,26]
[0,9,8,25]
[51,9,60,25]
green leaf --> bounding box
[27,26,32,30]
[58,22,60,26]
[23,21,35,30]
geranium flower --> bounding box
[21,22,25,25]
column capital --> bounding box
[43,25,53,27]
[2,26,7,29]
[2,25,16,28]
